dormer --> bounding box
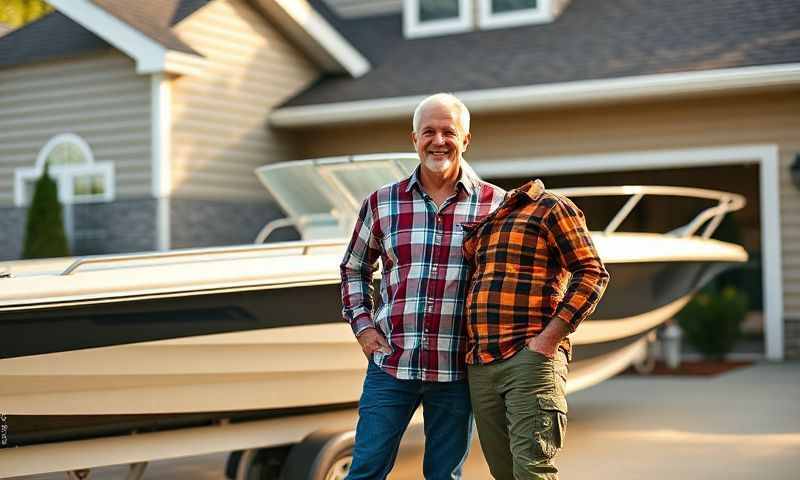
[404,0,570,39]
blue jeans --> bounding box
[346,361,473,480]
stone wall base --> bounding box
[169,197,296,249]
[784,317,800,359]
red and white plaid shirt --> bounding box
[340,166,505,381]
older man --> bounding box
[340,93,505,479]
[462,179,610,479]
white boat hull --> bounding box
[1,295,686,417]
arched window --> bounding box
[14,134,114,206]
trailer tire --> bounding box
[229,446,290,480]
[281,430,355,480]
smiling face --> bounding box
[411,101,471,176]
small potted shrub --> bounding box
[676,285,748,360]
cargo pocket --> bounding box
[553,354,569,397]
[532,394,568,460]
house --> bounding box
[0,0,798,361]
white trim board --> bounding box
[253,0,370,77]
[270,64,800,127]
[47,0,206,75]
[151,74,172,251]
[473,144,784,361]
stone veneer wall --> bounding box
[0,207,29,261]
[169,198,297,249]
[71,200,159,255]
[0,198,294,260]
[0,200,159,261]
[785,318,800,359]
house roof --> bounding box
[90,0,206,54]
[0,11,110,68]
[282,0,800,108]
[0,0,211,70]
[0,0,366,76]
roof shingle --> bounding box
[0,0,212,70]
[285,0,800,107]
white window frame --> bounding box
[478,0,553,30]
[404,0,473,39]
[14,133,115,207]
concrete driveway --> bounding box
[14,361,800,479]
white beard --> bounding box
[424,156,453,173]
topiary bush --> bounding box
[21,164,70,259]
[676,285,748,360]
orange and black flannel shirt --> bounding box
[462,179,610,364]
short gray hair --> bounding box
[412,93,470,134]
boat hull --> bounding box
[3,322,653,447]
[0,243,744,445]
[1,260,732,360]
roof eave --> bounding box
[251,0,370,78]
[47,0,206,75]
[270,63,800,128]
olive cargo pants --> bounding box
[467,347,569,480]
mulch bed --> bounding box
[622,360,753,377]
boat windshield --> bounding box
[255,154,419,240]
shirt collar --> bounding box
[510,178,546,201]
[404,160,480,195]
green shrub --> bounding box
[676,286,748,360]
[22,164,70,259]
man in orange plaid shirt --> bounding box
[462,178,609,479]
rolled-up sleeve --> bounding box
[340,195,382,336]
[545,197,610,332]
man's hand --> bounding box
[356,327,392,359]
[526,335,558,359]
[526,318,570,359]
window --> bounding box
[478,0,553,29]
[404,0,473,39]
[14,133,114,206]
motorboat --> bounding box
[0,153,746,476]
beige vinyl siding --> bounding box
[170,0,319,200]
[297,89,800,320]
[323,0,402,18]
[0,52,152,205]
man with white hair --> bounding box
[340,93,505,479]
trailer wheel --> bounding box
[229,447,290,480]
[281,430,355,480]
[320,449,353,480]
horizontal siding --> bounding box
[780,124,800,317]
[169,0,319,201]
[299,89,800,320]
[0,52,152,206]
